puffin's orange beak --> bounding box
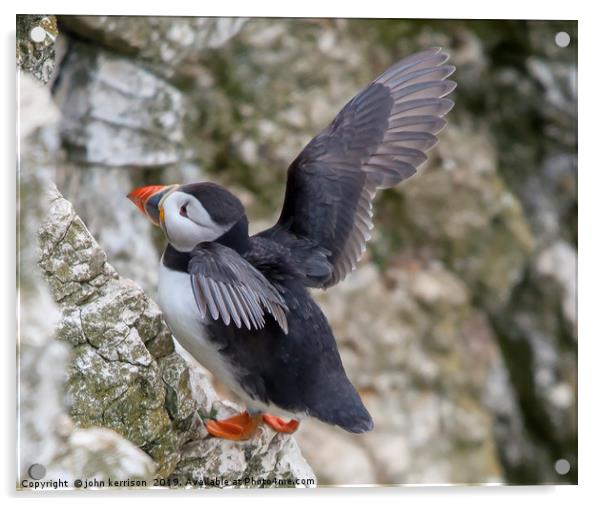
[127,184,177,226]
[127,185,166,215]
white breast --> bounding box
[157,261,304,418]
[157,262,242,395]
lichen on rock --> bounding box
[17,15,59,84]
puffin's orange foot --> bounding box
[205,411,262,441]
[262,414,300,433]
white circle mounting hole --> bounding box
[29,26,46,43]
[555,458,571,475]
[555,32,570,48]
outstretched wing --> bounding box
[262,47,455,288]
[188,243,289,333]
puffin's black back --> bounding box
[203,237,373,433]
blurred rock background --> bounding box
[17,15,577,485]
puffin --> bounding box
[127,48,455,440]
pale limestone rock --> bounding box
[47,427,157,484]
[18,339,71,481]
[309,261,503,484]
[295,422,377,485]
[535,240,577,328]
[52,42,185,167]
[174,430,315,488]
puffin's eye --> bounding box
[179,204,188,217]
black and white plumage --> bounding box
[189,242,289,333]
[128,48,455,435]
[261,47,455,288]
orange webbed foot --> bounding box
[205,411,262,441]
[262,414,300,433]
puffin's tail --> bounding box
[306,375,374,433]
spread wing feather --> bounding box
[188,243,289,333]
[261,47,455,288]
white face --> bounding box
[160,190,230,252]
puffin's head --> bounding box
[128,182,248,252]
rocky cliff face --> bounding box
[17,17,314,488]
[18,15,576,485]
